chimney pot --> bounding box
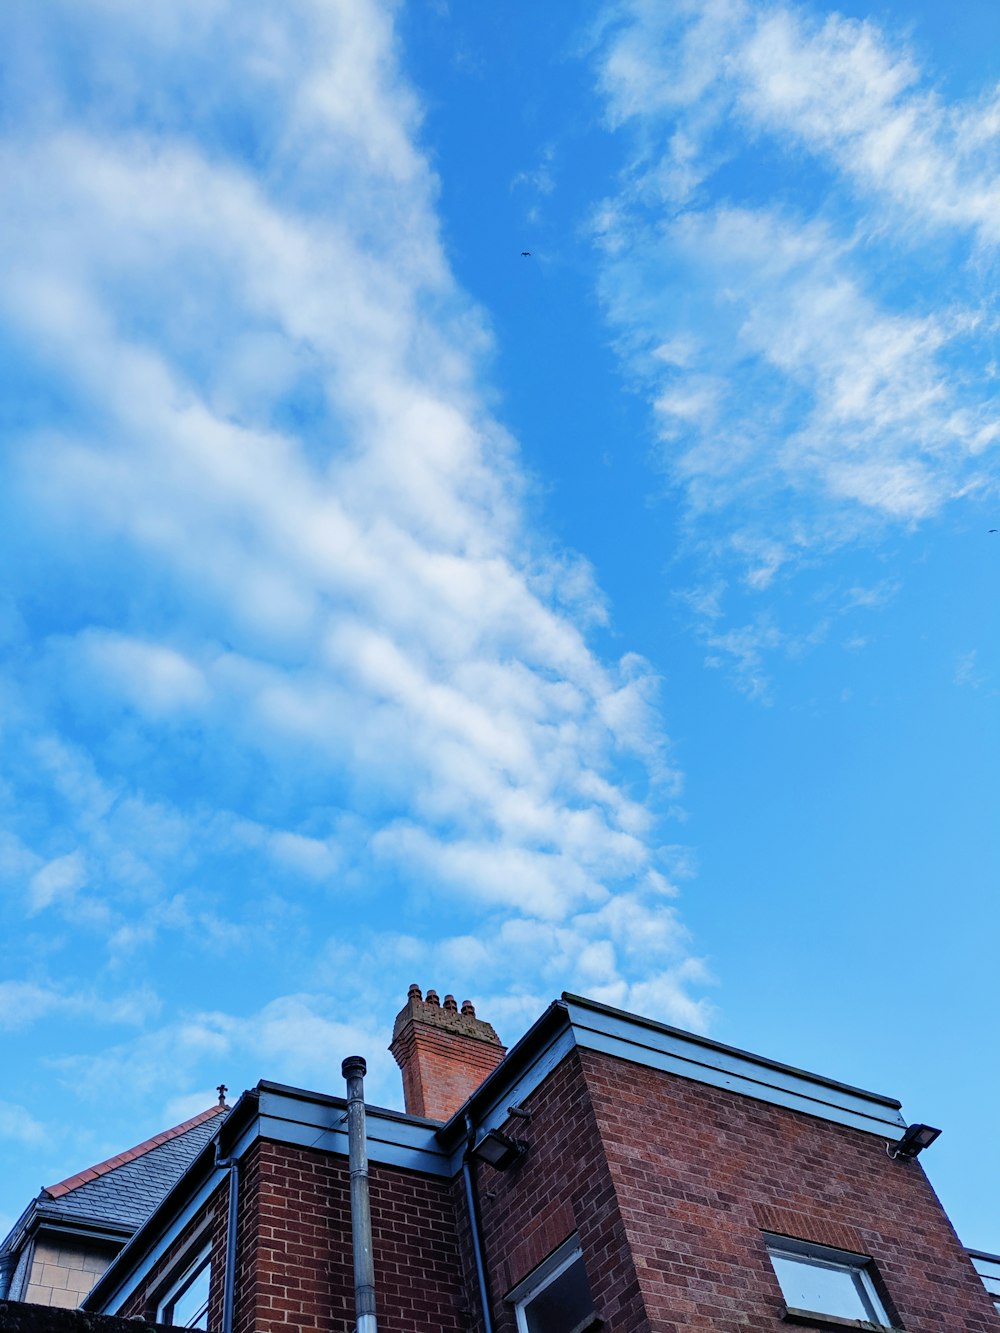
[390,985,505,1122]
[407,983,422,1001]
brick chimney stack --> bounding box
[389,984,506,1122]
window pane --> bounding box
[523,1254,594,1333]
[167,1262,211,1329]
[770,1254,875,1322]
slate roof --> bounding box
[37,1105,226,1232]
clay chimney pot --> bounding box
[389,985,506,1122]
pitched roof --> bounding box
[38,1105,226,1231]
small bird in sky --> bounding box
[520,250,531,257]
[990,528,998,533]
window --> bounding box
[970,1251,1000,1315]
[508,1236,599,1333]
[157,1248,211,1329]
[765,1235,893,1327]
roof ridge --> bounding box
[43,1104,226,1199]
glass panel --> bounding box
[523,1254,594,1333]
[167,1262,211,1329]
[770,1254,881,1322]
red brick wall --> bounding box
[115,1139,467,1333]
[240,1140,467,1333]
[579,1046,999,1332]
[468,1049,650,1333]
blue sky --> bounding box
[1,0,997,1255]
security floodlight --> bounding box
[891,1123,941,1160]
[470,1128,528,1171]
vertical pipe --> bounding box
[463,1113,494,1333]
[342,1056,378,1333]
[221,1156,239,1333]
[0,1251,16,1301]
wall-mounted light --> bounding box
[890,1123,941,1160]
[470,1128,529,1171]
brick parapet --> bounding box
[241,1140,467,1333]
[578,1045,998,1332]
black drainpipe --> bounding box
[463,1113,494,1333]
[215,1146,240,1333]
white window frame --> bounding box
[156,1244,212,1329]
[765,1234,893,1327]
[507,1235,598,1333]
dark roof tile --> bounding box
[39,1107,224,1230]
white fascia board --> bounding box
[564,998,907,1138]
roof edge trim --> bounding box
[45,1105,227,1199]
[562,993,902,1109]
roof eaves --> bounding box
[0,1198,42,1260]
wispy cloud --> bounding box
[0,981,159,1032]
[0,0,702,1129]
[0,1102,46,1148]
[954,649,988,690]
[591,0,1000,680]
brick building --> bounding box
[3,987,998,1332]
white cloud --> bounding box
[954,649,986,689]
[0,1101,46,1147]
[0,983,62,1030]
[0,981,159,1032]
[590,0,1000,688]
[601,201,996,526]
[597,0,1000,242]
[734,7,1000,244]
[77,632,209,714]
[52,994,400,1115]
[0,0,705,1046]
[28,852,88,914]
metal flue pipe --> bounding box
[342,1056,378,1333]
